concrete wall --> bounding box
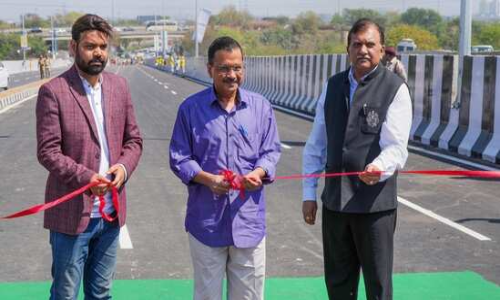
[2,59,72,74]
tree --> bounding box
[24,13,50,28]
[343,9,386,28]
[439,18,460,50]
[386,24,439,50]
[475,23,500,49]
[0,33,47,60]
[212,6,253,29]
[330,13,346,29]
[54,11,84,27]
[400,8,442,36]
[291,11,322,35]
[260,27,295,50]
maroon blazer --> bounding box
[36,65,143,234]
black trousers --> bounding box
[322,206,397,300]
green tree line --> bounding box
[181,6,500,56]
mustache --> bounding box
[223,77,238,83]
[89,58,105,64]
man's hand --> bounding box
[359,164,381,186]
[242,168,266,191]
[89,174,112,196]
[302,201,318,225]
[107,164,126,189]
[209,174,231,195]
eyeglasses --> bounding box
[214,65,244,74]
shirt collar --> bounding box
[348,65,379,85]
[79,74,103,93]
[209,86,248,107]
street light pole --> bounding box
[21,14,26,65]
[455,0,472,108]
[195,0,199,58]
[459,0,471,57]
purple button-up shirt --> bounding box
[169,87,281,248]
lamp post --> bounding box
[195,0,199,58]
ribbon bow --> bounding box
[220,170,246,199]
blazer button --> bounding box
[95,153,100,159]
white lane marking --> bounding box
[154,79,158,82]
[171,90,177,95]
[408,145,500,171]
[397,196,491,241]
[164,86,169,89]
[119,224,134,249]
[281,143,292,150]
[158,82,163,85]
[0,94,37,114]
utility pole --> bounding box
[21,14,26,65]
[195,0,199,58]
[111,0,115,26]
[459,0,471,58]
[51,16,56,59]
[455,0,472,108]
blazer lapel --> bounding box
[101,72,115,160]
[67,66,100,141]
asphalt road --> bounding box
[0,64,498,288]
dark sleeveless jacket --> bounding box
[321,66,405,213]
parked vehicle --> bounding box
[397,38,417,52]
[29,27,43,33]
[471,45,494,53]
[0,62,9,90]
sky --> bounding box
[0,0,479,23]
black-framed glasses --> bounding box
[214,64,244,74]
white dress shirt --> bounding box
[80,76,115,217]
[302,67,412,201]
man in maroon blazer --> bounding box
[36,14,142,300]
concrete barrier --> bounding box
[2,59,72,75]
[0,79,48,111]
[148,53,500,165]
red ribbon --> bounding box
[2,181,119,221]
[221,169,500,199]
[220,170,246,199]
[3,169,499,219]
[275,169,500,180]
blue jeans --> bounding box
[49,218,120,300]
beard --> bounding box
[75,52,107,76]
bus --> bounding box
[146,20,178,32]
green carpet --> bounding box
[0,271,498,299]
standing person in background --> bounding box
[383,46,407,82]
[38,54,46,79]
[168,53,176,73]
[44,54,52,78]
[302,19,412,300]
[36,14,143,300]
[169,36,281,300]
[178,53,186,75]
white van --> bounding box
[0,62,9,90]
[397,38,417,52]
[471,45,494,53]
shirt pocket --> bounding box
[237,132,260,163]
[360,106,383,134]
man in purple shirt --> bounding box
[169,36,281,299]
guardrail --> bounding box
[147,53,500,166]
[0,80,47,111]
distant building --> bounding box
[478,0,500,20]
